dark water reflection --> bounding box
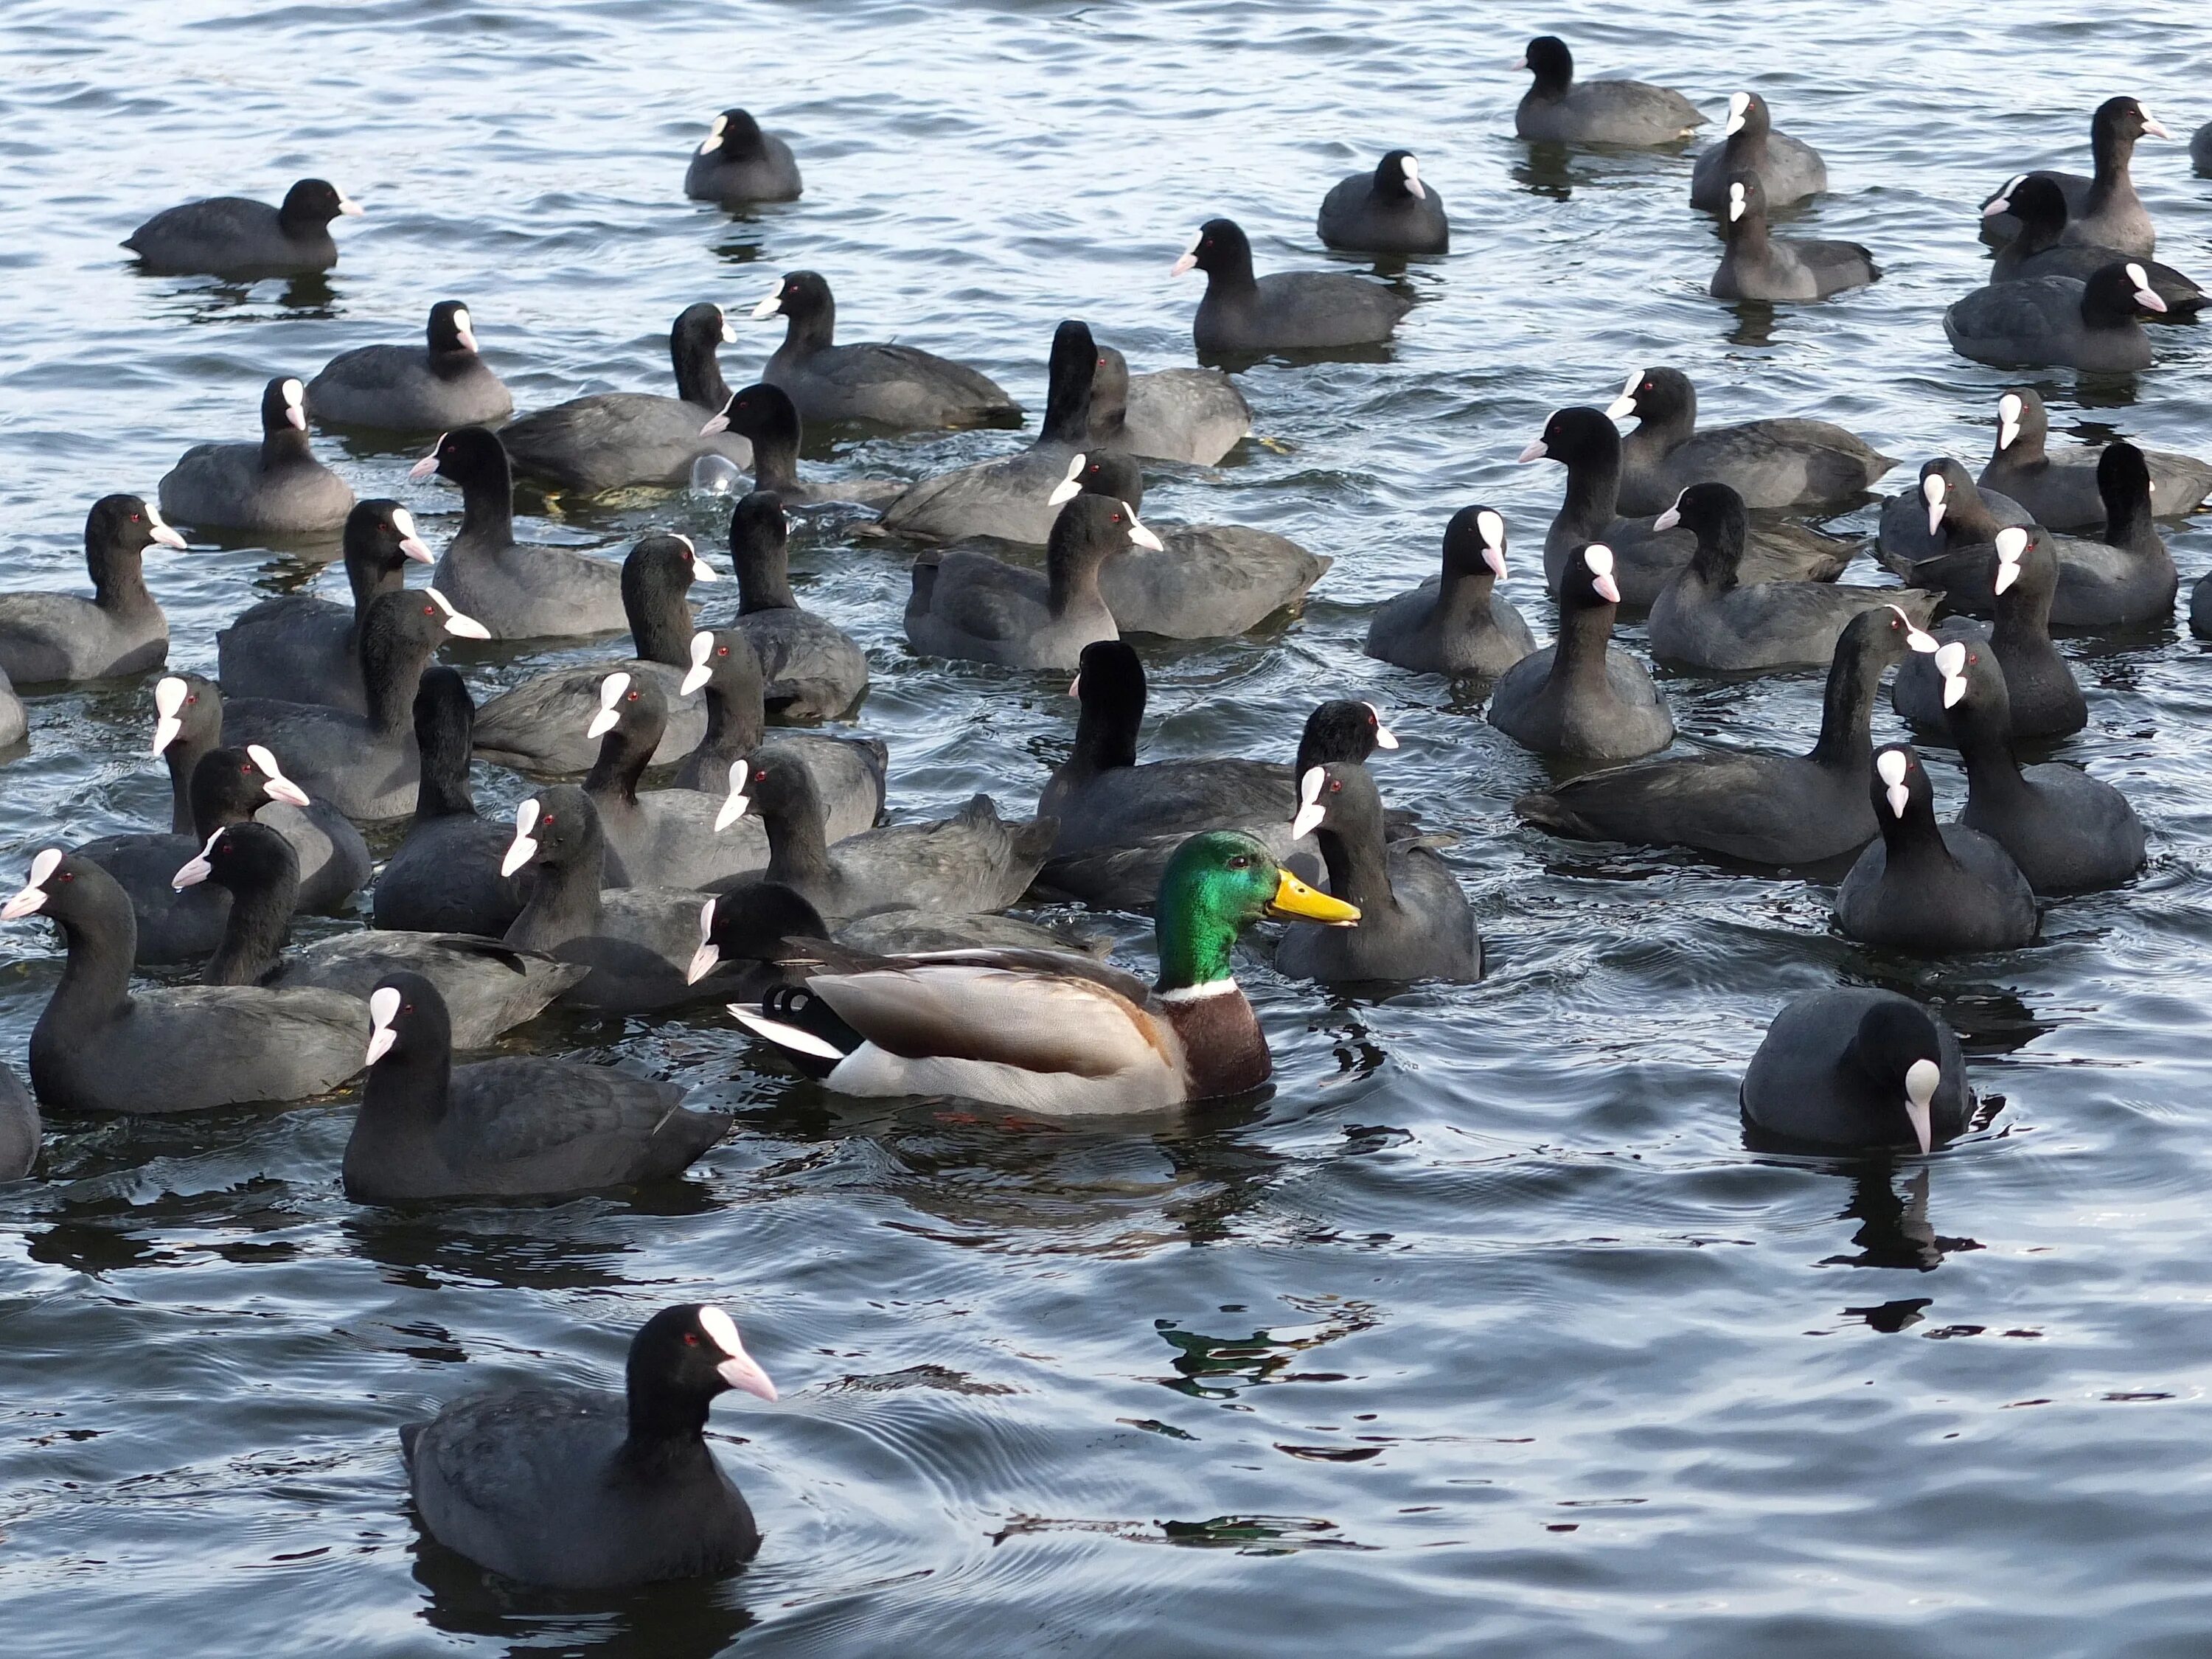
[6,0,2212,1654]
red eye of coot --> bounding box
[683,1332,700,1346]
[717,647,728,658]
[131,512,142,522]
[240,763,254,773]
[1328,780,1342,795]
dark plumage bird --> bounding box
[1275,760,1478,985]
[727,751,1052,923]
[0,493,183,684]
[1084,341,1251,466]
[1691,91,1826,209]
[1605,366,1891,515]
[698,383,900,507]
[306,300,514,430]
[1741,991,1974,1155]
[726,491,869,719]
[1,851,364,1114]
[177,822,582,1046]
[1512,36,1703,146]
[0,1065,37,1182]
[217,498,435,714]
[684,108,802,204]
[750,270,1020,431]
[1487,544,1672,762]
[1365,504,1537,678]
[1877,457,2031,569]
[158,377,355,537]
[349,975,726,1203]
[467,532,720,773]
[124,178,361,275]
[1514,604,1936,867]
[668,627,888,821]
[1936,639,2144,894]
[76,674,370,959]
[1646,483,1935,672]
[1978,96,2170,256]
[1712,173,1877,302]
[1834,745,2038,953]
[498,304,755,493]
[1988,176,2202,317]
[1891,527,2086,741]
[1172,218,1411,353]
[1520,406,1851,605]
[874,319,1104,544]
[1315,150,1449,254]
[904,490,1161,672]
[222,588,492,821]
[373,669,527,938]
[1980,387,2212,526]
[411,427,630,638]
[400,1304,773,1587]
[1054,450,1329,639]
[499,787,742,1017]
[1944,262,2166,372]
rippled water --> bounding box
[4,0,2212,1652]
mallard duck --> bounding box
[727,830,1357,1115]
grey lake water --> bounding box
[4,1,2212,1652]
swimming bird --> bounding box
[306,300,514,430]
[1520,406,1851,604]
[1275,760,1478,985]
[1052,451,1329,639]
[1986,175,2202,317]
[726,750,1052,922]
[1085,343,1251,466]
[1834,745,2038,953]
[158,377,355,537]
[1944,262,2166,372]
[1316,150,1449,254]
[1364,504,1537,678]
[1604,366,1891,515]
[1876,458,2032,568]
[498,304,755,493]
[726,490,869,719]
[1,850,364,1113]
[1690,91,1826,209]
[498,787,740,1016]
[1890,527,2086,740]
[750,270,1020,431]
[1513,605,1936,867]
[1937,639,2144,894]
[221,588,493,820]
[0,494,184,684]
[1487,544,1674,762]
[372,669,527,938]
[904,490,1161,672]
[217,499,436,714]
[1741,991,1973,1155]
[728,830,1357,1114]
[698,383,901,507]
[1512,36,1704,146]
[684,108,802,204]
[579,670,774,891]
[0,1065,36,1181]
[1646,483,1936,672]
[1711,173,1877,302]
[398,1304,771,1587]
[175,821,583,1046]
[411,427,630,638]
[668,628,887,820]
[467,533,720,773]
[1978,96,2169,256]
[1979,388,2212,526]
[1171,218,1411,353]
[124,178,361,275]
[874,319,1103,544]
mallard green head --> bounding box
[1153,830,1359,993]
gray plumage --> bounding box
[1315,150,1449,255]
[306,300,512,430]
[1977,97,2165,257]
[1943,266,2160,373]
[0,494,178,685]
[1365,504,1537,678]
[1514,36,1703,146]
[123,178,357,275]
[417,428,630,639]
[904,493,1147,672]
[754,270,1020,431]
[726,491,869,719]
[1176,218,1411,354]
[1712,173,1877,302]
[684,108,802,204]
[159,377,354,537]
[1690,93,1826,209]
[1834,746,2037,953]
[1609,366,1891,515]
[1979,386,2212,526]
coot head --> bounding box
[1561,543,1622,608]
[425,300,480,357]
[686,883,832,983]
[1441,505,1509,580]
[2,849,110,928]
[1517,406,1617,469]
[585,667,669,742]
[189,744,313,825]
[1725,171,1770,226]
[1169,218,1252,280]
[170,816,296,895]
[1046,490,1161,569]
[346,498,434,568]
[627,1304,779,1413]
[500,785,602,878]
[278,178,363,228]
[1604,366,1694,428]
[364,970,452,1067]
[88,493,188,562]
[1722,91,1771,140]
[1517,36,1573,95]
[1871,742,1937,827]
[259,376,309,434]
[1049,450,1145,511]
[1373,150,1425,200]
[2097,439,2153,512]
[407,425,509,489]
[150,672,219,757]
[698,108,767,158]
[2092,95,2171,147]
[1848,998,1949,1155]
[700,382,799,445]
[679,627,766,699]
[1069,637,1147,712]
[1652,481,1746,571]
[1298,699,1398,773]
[751,270,832,324]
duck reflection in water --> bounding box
[1820,1162,1984,1272]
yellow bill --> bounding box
[1269,868,1359,926]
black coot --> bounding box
[124,178,361,275]
[158,377,355,536]
[0,494,183,684]
[751,270,1020,431]
[372,669,526,938]
[1834,745,2037,953]
[684,108,802,204]
[1172,218,1411,353]
[1742,991,1974,1155]
[307,300,514,430]
[1315,150,1448,254]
